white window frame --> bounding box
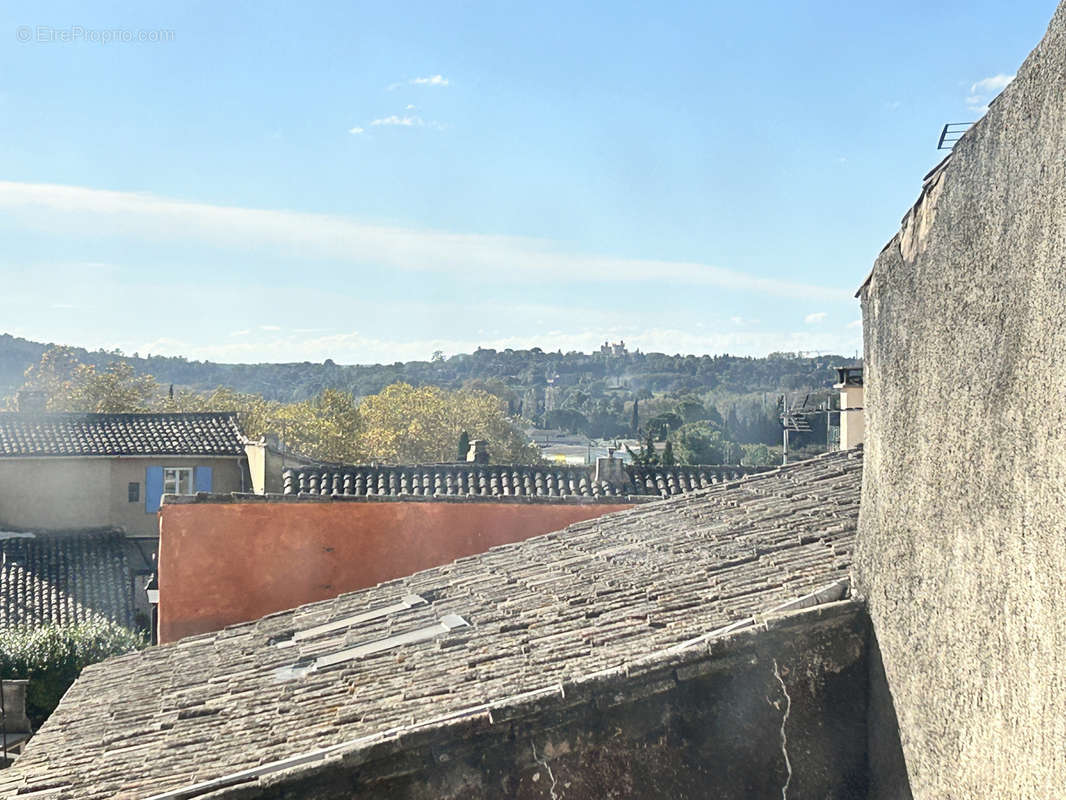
[163,467,194,496]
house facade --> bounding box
[0,412,250,537]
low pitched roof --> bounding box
[0,412,246,457]
[284,463,770,499]
[2,448,861,799]
[0,529,136,629]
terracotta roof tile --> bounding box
[284,463,769,499]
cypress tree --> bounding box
[662,440,676,466]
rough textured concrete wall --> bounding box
[158,499,634,641]
[856,3,1066,797]
[216,603,868,800]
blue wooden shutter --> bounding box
[194,466,213,493]
[146,466,164,513]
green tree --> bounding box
[646,412,682,440]
[457,431,470,461]
[676,398,708,424]
[673,421,743,465]
[661,439,676,466]
[625,432,660,466]
[740,442,780,467]
[0,621,146,729]
[631,399,639,434]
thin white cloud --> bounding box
[347,126,365,135]
[371,114,424,127]
[966,73,1014,115]
[804,312,828,324]
[50,303,77,309]
[230,330,250,337]
[405,104,416,110]
[411,75,448,87]
[847,319,862,329]
[367,113,445,130]
[0,180,852,301]
[388,75,450,91]
[260,325,282,331]
[970,74,1014,94]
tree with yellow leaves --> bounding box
[20,346,156,413]
[355,383,538,464]
[15,349,537,465]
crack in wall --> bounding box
[530,739,559,800]
[772,659,793,800]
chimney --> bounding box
[15,391,46,414]
[466,440,489,465]
[595,454,626,487]
[0,678,33,760]
[834,367,864,449]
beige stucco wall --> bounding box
[0,459,112,531]
[856,4,1066,798]
[243,442,317,494]
[0,456,245,536]
[839,385,864,449]
[245,443,268,494]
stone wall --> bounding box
[856,3,1066,797]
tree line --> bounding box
[1,337,856,465]
[9,347,538,464]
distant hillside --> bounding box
[0,333,856,401]
[0,333,858,450]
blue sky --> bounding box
[0,1,1055,364]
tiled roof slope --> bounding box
[0,412,246,457]
[1,448,861,800]
[283,462,769,499]
[0,530,135,629]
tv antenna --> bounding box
[780,393,816,464]
[937,122,974,150]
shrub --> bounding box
[0,621,146,728]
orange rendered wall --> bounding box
[158,500,633,642]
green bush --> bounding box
[0,621,147,728]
